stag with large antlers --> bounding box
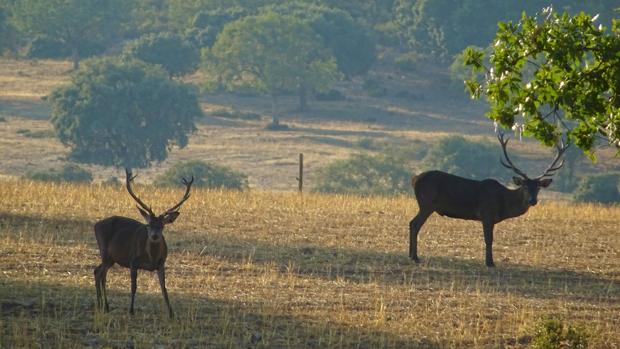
[409,132,568,267]
[94,169,193,318]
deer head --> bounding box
[125,168,194,242]
[497,132,569,206]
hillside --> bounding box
[1,58,615,193]
[0,180,618,347]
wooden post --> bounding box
[297,153,303,192]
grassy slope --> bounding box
[0,180,619,348]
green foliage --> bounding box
[464,8,620,157]
[573,173,620,204]
[363,77,387,97]
[394,52,424,72]
[123,32,200,77]
[423,136,506,181]
[203,12,340,111]
[154,160,248,190]
[263,3,376,77]
[0,5,18,54]
[10,0,131,68]
[394,0,618,60]
[25,34,69,58]
[48,57,202,168]
[185,7,246,48]
[530,318,589,349]
[25,164,93,183]
[314,154,411,196]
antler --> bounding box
[125,168,155,216]
[533,138,570,180]
[163,176,194,215]
[497,132,530,179]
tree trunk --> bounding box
[71,46,80,70]
[271,94,279,124]
[298,83,307,112]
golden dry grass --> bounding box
[0,180,618,348]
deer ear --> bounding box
[512,177,524,186]
[162,211,180,224]
[539,178,553,188]
[137,206,151,222]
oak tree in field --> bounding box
[11,0,130,69]
[203,12,339,118]
[264,3,376,78]
[49,57,202,168]
[123,32,200,78]
[464,7,620,157]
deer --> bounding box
[409,132,568,267]
[94,168,193,318]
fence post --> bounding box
[297,153,303,192]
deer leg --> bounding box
[129,266,138,315]
[94,265,102,310]
[409,210,432,262]
[95,261,112,312]
[482,220,495,267]
[157,265,174,319]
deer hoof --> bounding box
[486,261,495,268]
[411,256,420,263]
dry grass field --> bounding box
[0,180,619,348]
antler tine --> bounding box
[125,168,154,216]
[164,175,194,214]
[535,138,570,179]
[497,131,530,179]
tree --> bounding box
[0,3,18,55]
[11,0,131,69]
[264,3,376,78]
[203,12,340,117]
[123,32,200,78]
[49,57,202,168]
[394,0,618,61]
[464,7,620,157]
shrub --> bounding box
[363,77,387,97]
[314,154,411,196]
[423,136,506,181]
[25,35,69,59]
[530,318,589,349]
[155,160,248,191]
[25,164,93,183]
[315,89,346,101]
[573,173,620,204]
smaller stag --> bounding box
[409,132,568,267]
[94,169,193,318]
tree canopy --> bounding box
[203,12,340,114]
[123,32,200,77]
[464,7,620,157]
[10,0,130,69]
[49,57,202,168]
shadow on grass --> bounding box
[0,98,50,120]
[196,234,619,304]
[0,278,440,349]
[3,212,617,307]
[0,212,93,244]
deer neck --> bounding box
[144,236,166,264]
[503,186,530,219]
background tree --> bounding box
[394,0,618,61]
[123,32,200,78]
[464,7,620,157]
[49,57,202,168]
[10,0,131,69]
[184,6,246,48]
[264,3,376,78]
[0,2,18,55]
[204,12,340,118]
